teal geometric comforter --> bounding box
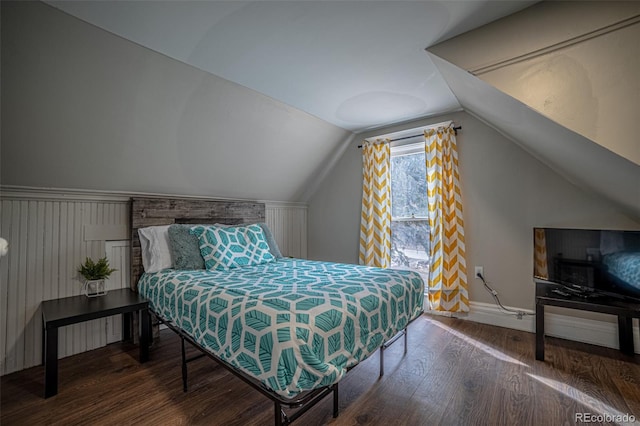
[137,258,424,398]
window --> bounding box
[390,141,430,277]
[367,121,450,279]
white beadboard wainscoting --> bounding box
[264,203,307,259]
[0,187,308,375]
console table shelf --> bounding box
[535,281,640,361]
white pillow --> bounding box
[138,225,173,273]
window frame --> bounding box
[388,141,430,277]
[371,120,451,278]
[367,119,452,221]
[389,141,429,221]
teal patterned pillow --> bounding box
[168,224,205,270]
[191,224,275,270]
[215,222,283,259]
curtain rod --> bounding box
[357,125,461,149]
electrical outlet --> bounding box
[474,266,483,278]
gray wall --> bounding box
[307,111,639,309]
[1,1,351,202]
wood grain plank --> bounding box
[486,327,534,426]
[608,352,640,415]
[130,197,266,290]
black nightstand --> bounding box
[41,288,150,398]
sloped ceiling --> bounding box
[45,0,537,132]
[5,1,637,214]
[428,54,640,221]
[427,1,640,166]
[425,1,640,220]
[1,1,352,202]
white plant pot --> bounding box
[83,279,107,297]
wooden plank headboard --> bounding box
[130,197,266,290]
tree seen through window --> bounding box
[390,150,430,275]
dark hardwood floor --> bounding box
[2,315,639,425]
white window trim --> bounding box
[389,140,432,220]
[366,120,452,147]
[382,120,453,220]
[391,141,424,157]
[392,216,429,222]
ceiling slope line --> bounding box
[467,14,640,76]
[299,133,356,204]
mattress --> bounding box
[137,258,424,398]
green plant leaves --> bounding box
[77,256,116,281]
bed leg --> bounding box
[404,327,408,354]
[379,345,385,377]
[181,337,188,393]
[332,384,339,418]
[148,313,154,346]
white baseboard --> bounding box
[458,301,640,354]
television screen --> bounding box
[534,228,640,301]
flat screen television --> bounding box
[533,228,640,302]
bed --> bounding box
[130,197,424,425]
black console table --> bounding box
[536,281,640,361]
[41,288,150,398]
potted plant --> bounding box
[78,256,116,297]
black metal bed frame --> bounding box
[148,309,415,426]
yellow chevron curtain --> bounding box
[425,127,469,313]
[533,228,549,280]
[359,140,392,268]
